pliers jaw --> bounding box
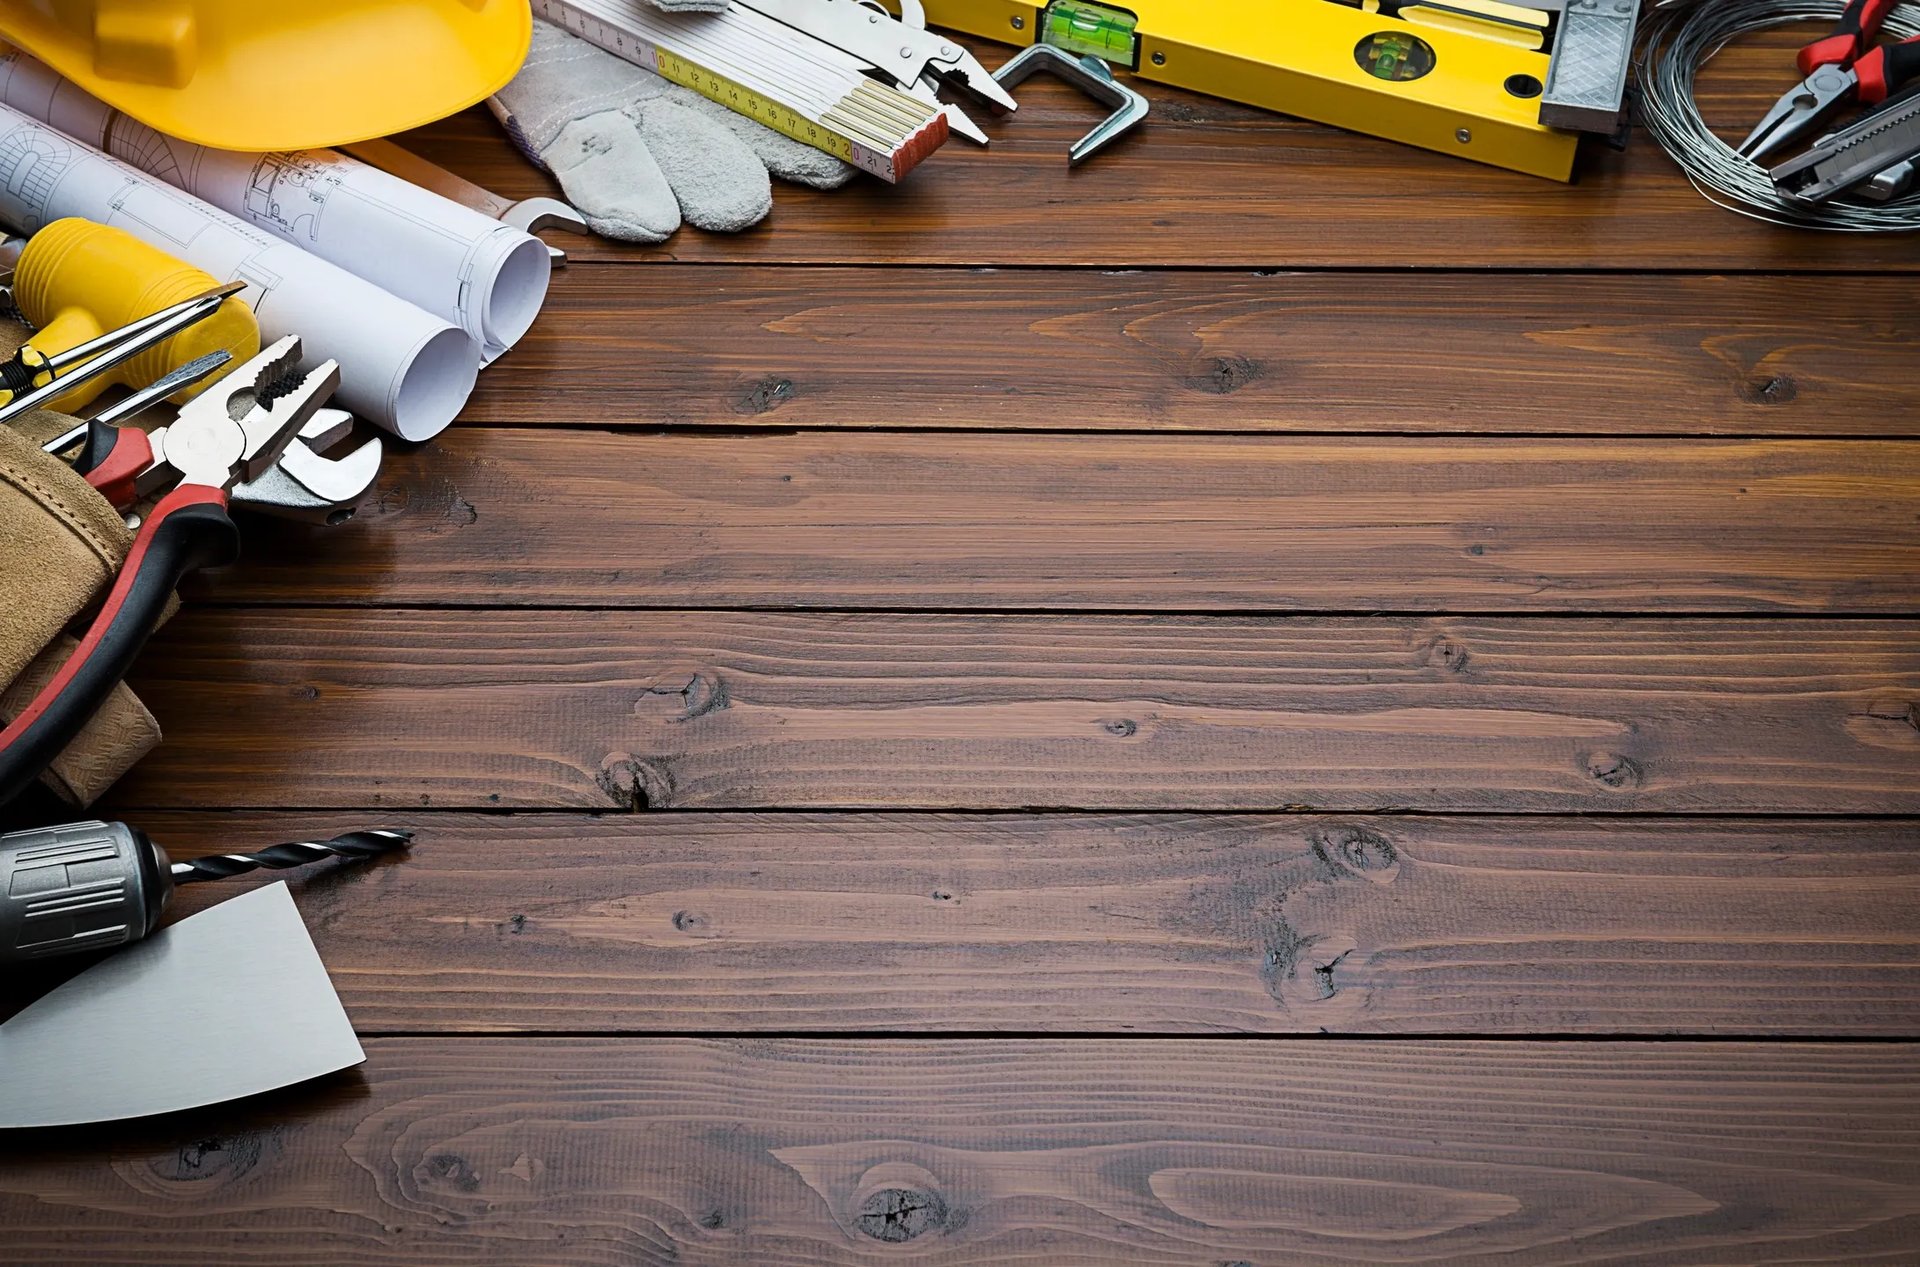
[1739,63,1858,163]
[221,339,342,486]
[145,335,342,494]
[924,49,1020,116]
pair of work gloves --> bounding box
[493,0,857,242]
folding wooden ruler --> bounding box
[531,0,953,181]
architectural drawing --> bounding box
[0,103,475,439]
[0,50,549,365]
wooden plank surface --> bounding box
[468,266,1920,436]
[6,1039,1920,1266]
[203,431,1920,611]
[38,811,1904,1036]
[113,612,1920,813]
[393,34,1920,270]
[12,13,1920,1258]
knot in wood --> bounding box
[856,1187,948,1242]
[1418,633,1471,673]
[1310,826,1400,883]
[1739,374,1797,406]
[596,752,673,811]
[1584,751,1643,789]
[734,375,796,415]
[148,1131,273,1185]
[1183,354,1262,395]
[419,1152,482,1194]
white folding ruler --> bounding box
[531,0,962,181]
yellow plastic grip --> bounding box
[15,217,258,414]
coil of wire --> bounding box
[1638,0,1920,230]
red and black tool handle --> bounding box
[0,484,238,807]
[1800,0,1899,72]
[71,419,156,508]
[1854,34,1920,103]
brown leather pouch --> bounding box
[0,411,161,806]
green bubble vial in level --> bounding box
[1042,0,1139,63]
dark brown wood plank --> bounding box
[112,612,1920,812]
[6,1038,1920,1265]
[395,30,1920,270]
[206,430,1920,611]
[470,266,1920,436]
[68,811,1914,1036]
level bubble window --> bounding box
[1355,32,1436,82]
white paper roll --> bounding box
[0,104,475,440]
[0,50,552,366]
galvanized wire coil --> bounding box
[1637,0,1920,230]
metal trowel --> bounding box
[0,882,362,1129]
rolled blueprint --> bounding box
[0,51,550,365]
[0,104,473,439]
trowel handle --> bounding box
[0,820,171,964]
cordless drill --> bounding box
[0,820,409,964]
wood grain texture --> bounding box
[465,266,1920,436]
[392,33,1920,270]
[9,13,1919,1261]
[201,430,1920,611]
[68,811,1916,1036]
[112,612,1920,812]
[6,1039,1920,1265]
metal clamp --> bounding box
[992,43,1147,165]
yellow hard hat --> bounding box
[0,0,531,152]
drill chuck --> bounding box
[0,821,409,964]
[0,820,171,962]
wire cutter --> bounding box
[1739,0,1920,163]
[0,335,339,806]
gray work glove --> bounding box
[490,17,857,242]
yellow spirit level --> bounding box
[914,0,1581,180]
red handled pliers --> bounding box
[40,351,235,506]
[0,336,339,805]
[1740,0,1920,162]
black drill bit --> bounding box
[169,829,412,884]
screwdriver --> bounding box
[40,351,234,460]
[0,820,409,963]
[0,281,243,425]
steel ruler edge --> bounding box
[908,0,1579,180]
[532,0,949,181]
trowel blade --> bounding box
[0,882,362,1129]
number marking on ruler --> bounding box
[531,0,931,180]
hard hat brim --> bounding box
[0,1,533,153]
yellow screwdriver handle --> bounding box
[14,218,259,414]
